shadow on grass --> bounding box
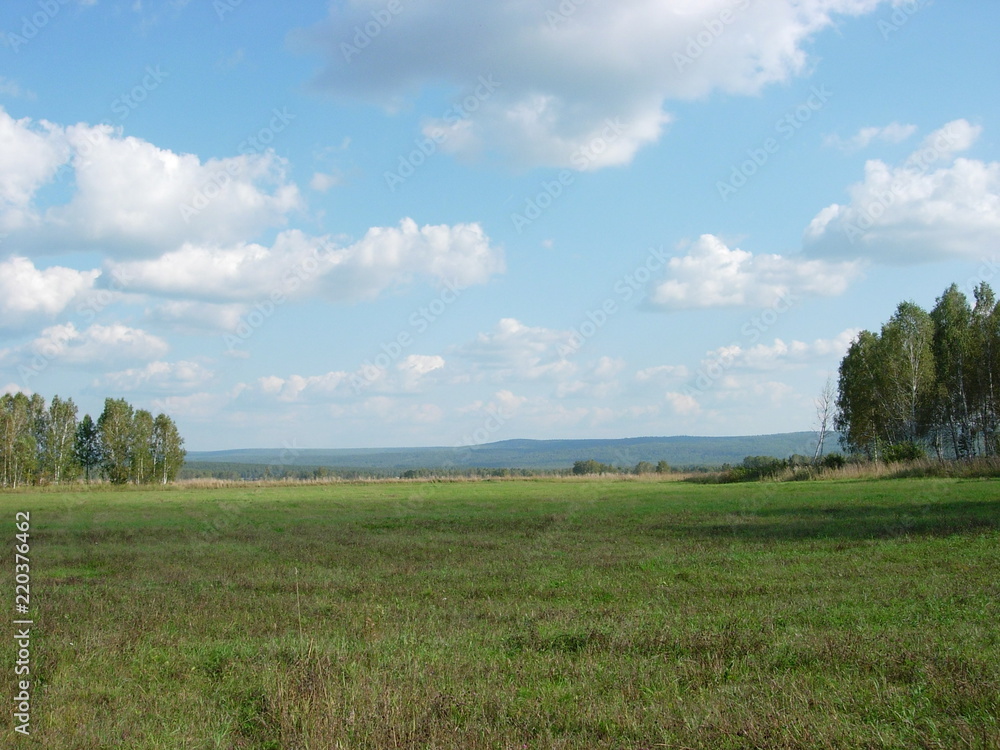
[648,497,1000,542]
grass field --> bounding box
[2,477,999,749]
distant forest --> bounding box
[181,434,825,480]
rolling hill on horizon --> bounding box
[185,432,833,474]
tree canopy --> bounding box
[0,393,185,487]
[836,282,1000,460]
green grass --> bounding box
[2,477,999,748]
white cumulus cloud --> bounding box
[147,300,250,332]
[294,0,889,170]
[24,322,168,366]
[648,234,861,310]
[824,121,917,152]
[107,219,503,303]
[0,256,99,330]
[0,108,301,256]
[699,329,859,371]
[100,360,214,392]
[805,119,1000,262]
[454,318,579,381]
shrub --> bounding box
[821,452,847,470]
[883,441,926,463]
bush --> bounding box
[740,455,788,479]
[714,455,788,483]
[821,452,847,470]
[883,441,926,463]
[572,459,614,475]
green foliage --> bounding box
[402,468,434,479]
[572,459,615,475]
[836,282,1000,460]
[821,452,847,470]
[98,398,135,484]
[42,395,81,484]
[719,455,789,482]
[0,393,184,487]
[75,414,101,483]
[152,412,186,484]
[1,392,42,487]
[883,441,927,463]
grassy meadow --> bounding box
[2,476,999,748]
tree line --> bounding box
[0,393,185,488]
[571,459,671,475]
[836,281,1000,461]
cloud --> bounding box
[0,110,502,316]
[453,318,578,381]
[100,360,214,392]
[294,0,888,170]
[0,77,35,100]
[0,110,69,230]
[636,364,690,383]
[665,391,701,416]
[257,371,352,402]
[147,300,249,332]
[0,108,301,255]
[309,171,343,191]
[699,329,859,372]
[647,234,861,309]
[591,356,625,380]
[360,397,444,425]
[254,354,445,404]
[107,219,503,303]
[23,322,168,366]
[150,391,234,419]
[554,357,625,399]
[805,119,1000,262]
[393,354,447,392]
[0,256,100,330]
[398,354,445,379]
[824,121,916,152]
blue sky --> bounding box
[1,0,998,451]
